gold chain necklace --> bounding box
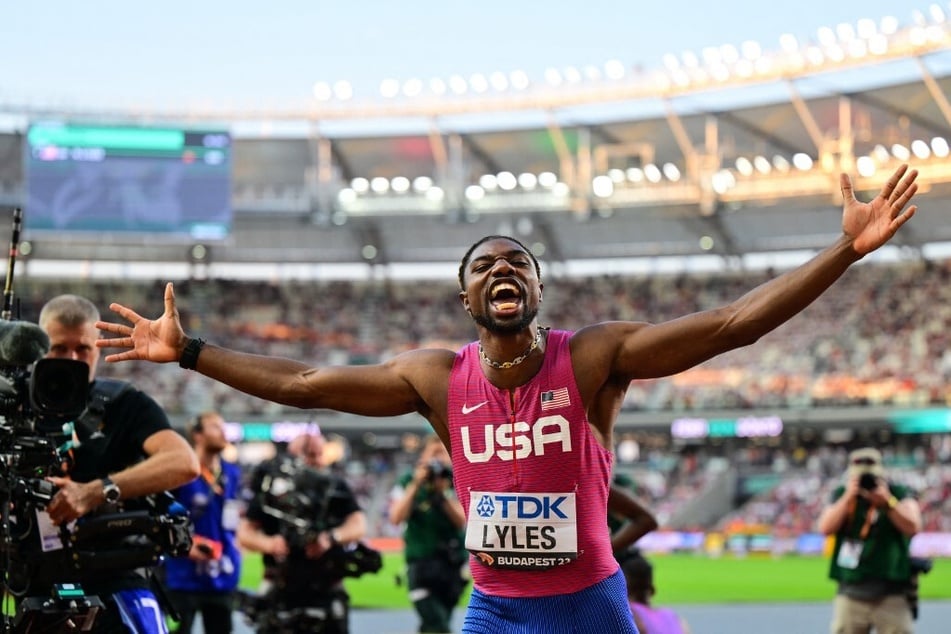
[479,329,542,370]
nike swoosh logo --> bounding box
[462,401,489,414]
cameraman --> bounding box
[41,294,200,633]
[388,434,467,634]
[818,447,922,634]
[238,428,366,633]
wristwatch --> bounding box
[101,476,121,504]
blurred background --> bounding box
[0,3,949,619]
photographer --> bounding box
[388,435,467,634]
[238,428,367,633]
[165,411,243,634]
[40,294,200,633]
[818,447,922,634]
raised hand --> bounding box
[841,163,919,256]
[95,282,188,364]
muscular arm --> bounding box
[601,235,864,380]
[817,487,855,535]
[97,282,455,428]
[885,499,922,538]
[608,484,658,554]
[575,166,919,386]
[388,463,427,525]
[46,429,199,525]
[109,428,200,498]
[237,518,288,557]
[190,343,453,419]
[332,510,367,545]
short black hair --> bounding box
[457,235,541,289]
[620,549,654,595]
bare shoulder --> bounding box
[385,346,457,390]
[569,321,654,387]
[569,321,652,357]
[388,346,458,372]
[386,346,457,432]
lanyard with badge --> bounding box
[836,497,877,570]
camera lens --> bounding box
[858,473,878,490]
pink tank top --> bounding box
[447,329,617,597]
[630,603,687,634]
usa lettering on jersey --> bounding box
[460,415,572,462]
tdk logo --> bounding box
[475,494,568,520]
[475,495,496,518]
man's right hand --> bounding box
[45,477,103,525]
[267,534,290,559]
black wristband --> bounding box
[179,337,206,370]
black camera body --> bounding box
[426,459,452,483]
[0,359,192,633]
[252,455,382,580]
[241,456,382,630]
[858,472,879,490]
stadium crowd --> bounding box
[13,256,950,421]
[9,257,951,541]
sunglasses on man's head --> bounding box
[851,457,878,465]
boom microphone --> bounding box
[0,321,50,366]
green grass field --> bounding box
[239,552,951,608]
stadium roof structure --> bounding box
[2,15,951,280]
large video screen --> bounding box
[24,122,231,240]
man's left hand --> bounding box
[859,478,892,509]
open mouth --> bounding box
[490,281,521,312]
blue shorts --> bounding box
[113,588,170,634]
[462,568,638,634]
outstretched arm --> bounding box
[608,484,658,554]
[96,282,455,419]
[595,164,920,380]
[46,429,199,525]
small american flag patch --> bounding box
[540,387,570,410]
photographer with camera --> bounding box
[40,294,200,633]
[164,411,243,634]
[818,447,923,634]
[389,434,467,633]
[238,428,368,633]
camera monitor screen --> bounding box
[24,122,231,240]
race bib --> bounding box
[465,490,578,570]
[222,499,241,531]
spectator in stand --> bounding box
[621,549,690,634]
[818,447,923,634]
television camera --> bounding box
[0,208,191,632]
[238,454,382,631]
